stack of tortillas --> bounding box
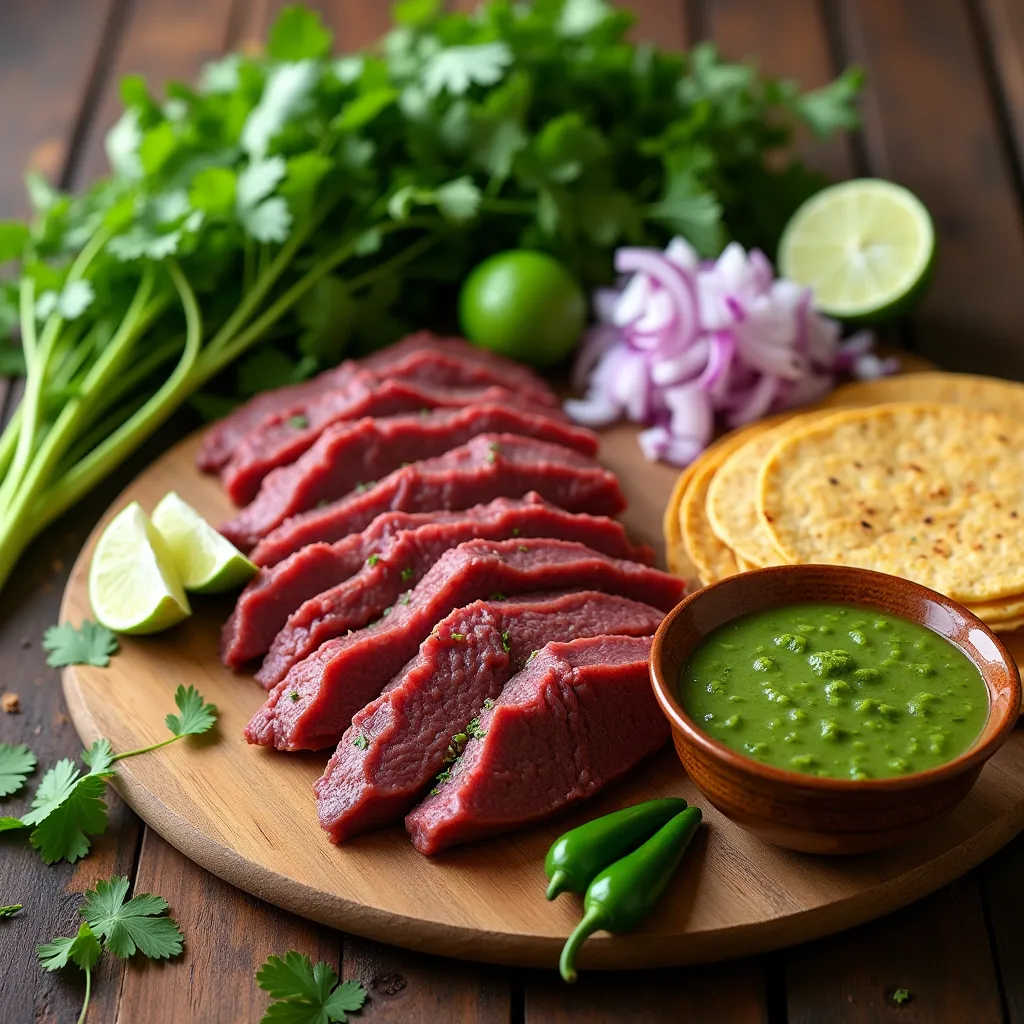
[664,372,1024,633]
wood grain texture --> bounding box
[978,0,1024,185]
[785,877,1004,1024]
[58,423,1024,969]
[116,829,340,1024]
[524,959,768,1023]
[837,0,1024,379]
[0,0,116,214]
[344,936,512,1022]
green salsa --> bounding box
[680,603,988,780]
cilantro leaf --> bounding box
[42,620,119,668]
[794,66,864,138]
[22,759,113,864]
[0,221,29,263]
[434,177,481,223]
[0,903,22,918]
[82,738,115,774]
[0,742,37,798]
[257,951,367,1024]
[39,921,102,974]
[81,875,184,959]
[422,42,513,98]
[189,167,237,215]
[165,685,218,738]
[0,816,27,832]
[267,5,333,62]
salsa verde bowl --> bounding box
[650,565,1021,854]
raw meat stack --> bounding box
[202,332,684,854]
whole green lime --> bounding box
[458,250,587,367]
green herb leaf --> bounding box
[38,922,103,973]
[0,742,37,798]
[353,734,368,750]
[0,903,22,918]
[0,222,29,263]
[165,685,218,738]
[267,5,333,62]
[81,875,184,960]
[21,759,113,864]
[189,167,237,215]
[422,42,513,98]
[257,950,367,1024]
[42,621,119,668]
[366,554,380,568]
[890,987,911,1006]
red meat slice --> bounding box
[221,405,598,549]
[253,498,655,685]
[244,538,683,751]
[221,493,654,671]
[221,375,564,506]
[247,434,626,567]
[405,635,665,855]
[197,331,556,473]
[315,594,664,843]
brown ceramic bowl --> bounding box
[650,565,1021,854]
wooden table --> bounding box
[2,1,1024,1021]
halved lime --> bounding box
[778,179,935,322]
[151,491,257,593]
[88,502,191,635]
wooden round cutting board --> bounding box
[60,423,1024,969]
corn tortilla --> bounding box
[758,403,1024,603]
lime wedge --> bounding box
[151,491,257,593]
[88,502,191,635]
[778,178,935,322]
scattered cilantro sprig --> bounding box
[38,875,183,1024]
[257,950,366,1024]
[0,1,859,592]
[0,903,23,918]
[42,620,118,668]
[3,686,216,863]
[0,741,37,797]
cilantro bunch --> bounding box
[0,0,860,591]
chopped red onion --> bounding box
[566,237,891,466]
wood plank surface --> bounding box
[785,878,1004,1024]
[116,830,340,1023]
[837,0,1024,379]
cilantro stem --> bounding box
[110,734,186,762]
[78,967,91,1024]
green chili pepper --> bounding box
[544,797,688,900]
[559,806,703,983]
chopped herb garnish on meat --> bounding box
[511,528,520,536]
[518,545,529,552]
[483,699,495,711]
[353,734,368,750]
[400,567,413,581]
[501,631,511,653]
[466,717,486,740]
[487,442,499,464]
[287,415,308,430]
[289,692,300,702]
[450,632,466,641]
[316,499,329,509]
[366,553,380,567]
[528,649,539,662]
[400,590,412,605]
[382,606,393,618]
[354,480,375,494]
[490,592,506,601]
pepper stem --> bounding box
[559,905,609,983]
[546,870,571,901]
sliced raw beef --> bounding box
[197,331,556,473]
[222,376,564,506]
[248,435,626,567]
[315,594,664,843]
[197,364,356,474]
[245,538,683,750]
[221,494,653,670]
[405,635,666,855]
[254,499,656,685]
[221,406,598,549]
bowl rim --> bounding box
[650,564,1022,793]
